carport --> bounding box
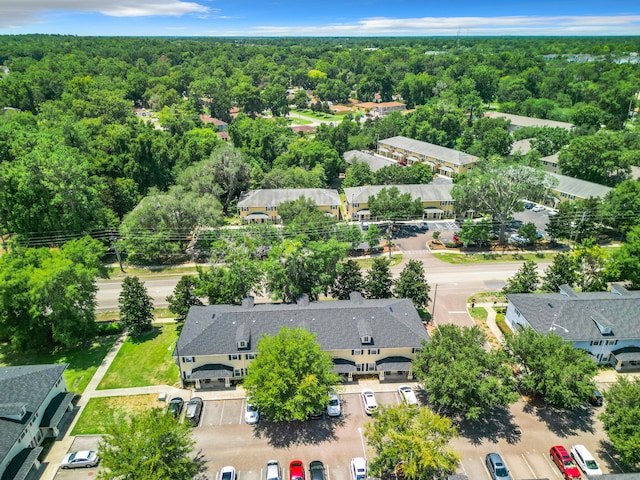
[375,356,414,380]
[190,364,234,388]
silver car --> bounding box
[327,393,341,417]
[61,450,100,469]
[485,453,511,480]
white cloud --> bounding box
[0,0,209,28]
[212,15,640,36]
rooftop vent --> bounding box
[349,291,364,304]
[242,296,255,309]
[297,294,310,306]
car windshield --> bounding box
[247,404,257,412]
[495,468,508,477]
[67,453,77,461]
[329,398,339,406]
[563,460,575,467]
[586,460,598,469]
[222,473,233,480]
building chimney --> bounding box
[241,296,255,309]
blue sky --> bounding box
[1,0,639,36]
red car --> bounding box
[550,445,581,479]
[290,460,305,480]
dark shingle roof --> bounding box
[237,189,340,208]
[0,364,68,467]
[176,298,429,356]
[378,136,478,166]
[343,150,397,172]
[506,286,640,341]
[343,183,453,205]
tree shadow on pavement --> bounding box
[533,403,595,437]
[252,415,344,448]
[455,406,521,446]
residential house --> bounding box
[173,293,429,388]
[199,115,229,141]
[343,183,455,221]
[237,188,341,223]
[343,150,396,172]
[485,112,574,133]
[377,136,478,177]
[540,153,560,173]
[545,172,612,208]
[0,364,74,480]
[505,285,640,371]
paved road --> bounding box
[96,252,551,323]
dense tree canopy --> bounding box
[504,329,598,408]
[599,377,640,466]
[365,405,460,480]
[413,324,519,420]
[244,327,340,422]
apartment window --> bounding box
[331,205,338,209]
[246,353,255,360]
[182,356,195,363]
[590,341,602,346]
[412,347,422,354]
[368,348,379,355]
[228,354,241,361]
[241,207,248,212]
[353,203,359,207]
[267,206,274,211]
[606,340,618,346]
[352,349,363,355]
[234,368,246,377]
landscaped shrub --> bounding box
[495,314,513,337]
[96,321,124,336]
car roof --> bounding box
[552,445,570,456]
[352,457,366,469]
[487,453,504,464]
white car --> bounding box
[60,450,100,469]
[350,457,367,480]
[361,388,378,415]
[220,466,237,480]
[397,385,419,407]
[532,205,546,212]
[244,399,259,424]
[571,445,602,476]
[327,393,341,417]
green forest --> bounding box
[0,35,639,260]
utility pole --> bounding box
[431,283,438,323]
[110,234,125,273]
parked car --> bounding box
[550,445,581,479]
[266,460,282,480]
[398,385,419,407]
[509,233,530,245]
[327,393,341,417]
[524,202,534,209]
[571,444,602,476]
[350,457,367,480]
[185,397,203,426]
[485,453,511,480]
[220,466,237,480]
[168,397,184,420]
[309,460,326,480]
[61,450,100,469]
[245,399,259,424]
[588,388,603,406]
[361,388,378,415]
[532,205,546,212]
[290,460,305,480]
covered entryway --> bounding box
[423,207,444,219]
[243,213,272,224]
[438,165,454,177]
[611,346,640,371]
[333,358,358,382]
[375,356,414,381]
[190,364,234,389]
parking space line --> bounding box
[521,454,536,478]
[458,461,468,476]
[544,453,562,479]
[239,399,244,425]
[605,451,625,473]
[479,457,492,480]
[219,401,225,426]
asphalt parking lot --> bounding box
[54,386,622,480]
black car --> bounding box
[168,397,184,420]
[309,460,325,480]
[589,388,603,406]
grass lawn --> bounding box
[106,265,199,279]
[290,108,342,122]
[468,292,507,304]
[98,323,180,390]
[287,117,314,125]
[72,395,160,435]
[434,251,556,264]
[469,307,488,321]
[0,336,117,394]
[354,254,403,269]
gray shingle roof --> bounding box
[343,184,453,205]
[548,172,612,199]
[237,189,341,208]
[485,112,574,130]
[378,136,478,165]
[0,364,68,467]
[506,287,640,342]
[176,297,429,356]
[343,150,397,172]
